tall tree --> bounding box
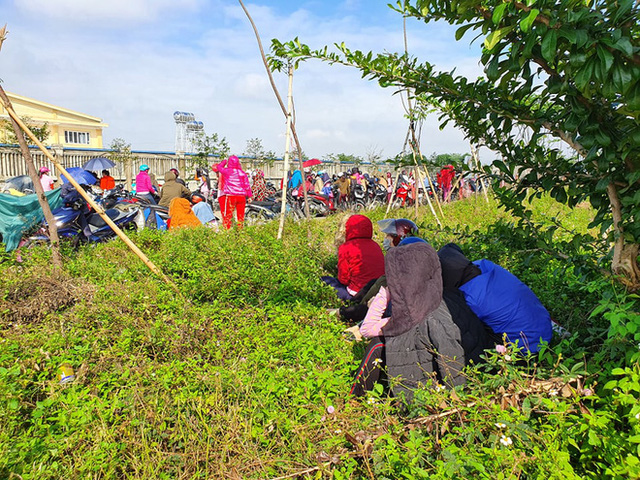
[272,0,640,288]
[0,116,49,144]
[244,137,277,168]
[108,138,137,191]
[192,131,230,168]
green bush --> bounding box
[0,195,638,478]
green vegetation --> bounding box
[0,116,50,145]
[0,195,639,478]
[271,0,640,288]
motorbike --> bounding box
[26,199,141,245]
[289,186,335,217]
[245,191,303,225]
[393,181,414,208]
[300,191,335,217]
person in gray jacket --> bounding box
[351,238,492,402]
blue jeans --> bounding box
[321,276,353,301]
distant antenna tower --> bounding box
[185,120,205,153]
[173,111,195,153]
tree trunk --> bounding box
[607,182,640,289]
[0,86,62,267]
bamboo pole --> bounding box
[445,173,463,203]
[411,152,441,228]
[277,63,294,240]
[401,16,444,222]
[471,144,490,203]
[0,24,7,52]
[2,102,178,290]
[238,0,311,219]
[0,86,63,267]
[385,172,401,216]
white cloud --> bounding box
[1,0,491,160]
[15,0,204,22]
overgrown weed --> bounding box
[0,195,637,478]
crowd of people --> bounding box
[42,155,485,239]
[322,214,554,402]
[282,164,484,209]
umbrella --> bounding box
[2,175,34,193]
[302,158,322,168]
[61,167,98,185]
[82,156,116,172]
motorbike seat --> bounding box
[251,200,277,207]
[88,209,122,228]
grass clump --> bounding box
[0,194,638,479]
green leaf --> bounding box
[484,26,514,51]
[611,66,633,94]
[486,55,500,81]
[613,37,633,57]
[492,3,508,25]
[541,30,558,62]
[519,9,539,33]
[596,45,614,73]
[455,22,478,41]
[574,59,595,90]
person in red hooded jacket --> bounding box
[322,214,385,301]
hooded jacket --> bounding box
[212,156,252,197]
[168,197,201,229]
[337,215,385,294]
[382,242,490,402]
[159,171,192,208]
[437,243,481,290]
[459,259,552,353]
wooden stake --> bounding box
[2,102,179,291]
[277,63,294,240]
[0,24,7,52]
[471,144,490,203]
[385,172,400,216]
[0,86,62,266]
[238,0,311,219]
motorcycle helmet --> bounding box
[39,166,50,174]
[191,192,205,204]
[170,168,179,177]
[377,218,419,249]
[139,164,150,172]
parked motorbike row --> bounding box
[22,173,470,245]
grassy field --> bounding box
[1,194,638,479]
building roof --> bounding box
[1,91,108,128]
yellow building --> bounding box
[0,92,108,148]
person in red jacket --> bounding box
[322,214,385,301]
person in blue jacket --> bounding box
[438,243,552,353]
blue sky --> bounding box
[0,0,488,160]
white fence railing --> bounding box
[0,145,387,184]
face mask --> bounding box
[383,237,392,252]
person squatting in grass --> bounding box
[322,214,385,302]
[167,197,201,230]
[211,155,253,230]
[339,218,419,325]
[350,237,492,401]
[437,243,553,354]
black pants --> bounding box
[350,337,386,397]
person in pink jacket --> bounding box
[135,164,157,204]
[211,155,252,229]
